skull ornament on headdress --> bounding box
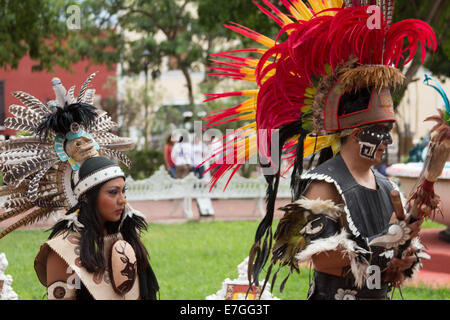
[0,73,135,239]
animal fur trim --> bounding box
[338,65,405,91]
[301,171,361,237]
[311,57,404,135]
[295,228,370,288]
[293,197,342,220]
[403,236,428,280]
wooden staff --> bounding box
[390,190,405,220]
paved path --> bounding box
[1,199,448,289]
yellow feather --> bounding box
[236,97,257,113]
[255,35,277,48]
[240,89,259,97]
[237,113,256,121]
[259,69,276,85]
[303,134,339,157]
[276,11,295,26]
[238,122,257,132]
[290,0,314,20]
[330,0,343,9]
[309,0,326,13]
[235,126,257,139]
[305,87,318,95]
[301,105,312,112]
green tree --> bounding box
[394,0,450,98]
[0,0,80,72]
[77,0,204,103]
[76,0,207,147]
[197,0,283,78]
[392,0,450,157]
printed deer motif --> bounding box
[114,241,137,293]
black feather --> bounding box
[35,102,98,140]
[250,121,308,286]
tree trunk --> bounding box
[144,69,149,150]
[181,66,194,106]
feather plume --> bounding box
[3,197,31,210]
[34,192,66,208]
[0,203,35,222]
[5,117,37,132]
[8,105,42,125]
[67,85,77,104]
[0,207,54,239]
[81,88,96,105]
[99,148,132,168]
[0,185,28,197]
[35,102,98,139]
[98,138,135,152]
[27,161,56,202]
[77,72,97,103]
[0,137,51,150]
[91,131,119,144]
[92,112,117,132]
[0,149,54,162]
[52,77,67,108]
[12,91,52,115]
[3,159,58,186]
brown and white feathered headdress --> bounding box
[0,73,134,238]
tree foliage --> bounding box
[0,0,80,71]
[197,0,282,44]
[1,0,449,155]
[393,0,450,90]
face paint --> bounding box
[357,123,393,160]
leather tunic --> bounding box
[299,154,396,299]
[300,154,395,238]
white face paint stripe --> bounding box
[359,141,378,160]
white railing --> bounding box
[125,166,293,217]
[126,166,293,200]
[0,167,293,219]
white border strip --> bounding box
[301,171,361,237]
[74,166,125,199]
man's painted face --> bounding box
[357,122,394,160]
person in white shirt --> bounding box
[171,136,193,179]
[191,135,208,179]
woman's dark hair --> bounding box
[49,179,159,300]
[166,135,174,146]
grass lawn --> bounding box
[0,219,448,300]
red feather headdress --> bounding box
[203,0,436,286]
[205,0,435,186]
